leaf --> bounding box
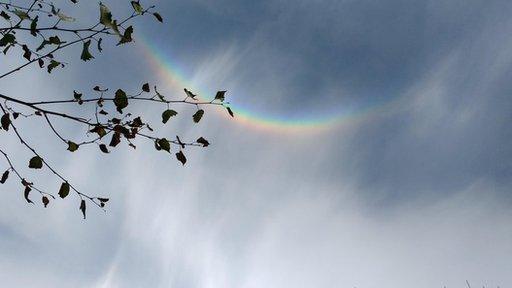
[13,112,19,119]
[184,88,197,99]
[58,182,70,198]
[0,11,11,20]
[214,91,226,102]
[42,196,49,208]
[162,109,177,124]
[158,138,170,152]
[0,34,15,47]
[113,89,128,113]
[153,12,163,22]
[175,151,187,165]
[90,125,107,138]
[67,141,79,152]
[80,40,94,61]
[47,60,60,73]
[99,144,109,153]
[30,16,38,36]
[22,44,31,61]
[73,90,82,101]
[193,109,204,123]
[131,1,143,14]
[98,197,109,202]
[142,83,150,92]
[79,199,86,219]
[24,186,33,204]
[0,170,9,184]
[109,132,121,147]
[99,2,113,27]
[1,113,10,131]
[196,137,210,147]
[226,107,234,117]
[38,58,44,68]
[28,156,43,169]
[117,25,133,45]
[97,37,103,52]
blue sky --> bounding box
[0,0,511,287]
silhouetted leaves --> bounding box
[162,109,177,123]
[0,170,8,184]
[30,16,38,36]
[157,138,170,152]
[226,107,234,117]
[153,12,163,22]
[193,109,204,123]
[79,199,86,219]
[114,89,128,113]
[214,91,226,102]
[90,125,107,138]
[47,60,61,73]
[176,150,186,165]
[0,34,15,47]
[58,182,70,198]
[142,83,150,92]
[109,132,121,147]
[24,186,33,204]
[99,144,109,153]
[118,26,133,45]
[42,196,49,208]
[196,137,209,147]
[184,88,197,99]
[99,2,113,27]
[0,11,10,20]
[28,156,43,169]
[67,141,79,152]
[22,45,31,61]
[80,40,94,61]
[1,113,10,130]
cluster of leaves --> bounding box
[0,1,234,218]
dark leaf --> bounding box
[58,182,70,198]
[89,125,107,138]
[162,109,177,124]
[0,33,15,47]
[47,60,60,73]
[24,186,33,204]
[153,12,163,22]
[99,144,109,153]
[30,15,38,36]
[79,199,86,219]
[97,37,103,52]
[38,58,44,68]
[175,151,187,165]
[113,89,128,113]
[142,83,150,92]
[214,91,226,102]
[67,141,79,152]
[22,44,31,61]
[196,137,210,147]
[99,109,108,115]
[97,197,109,202]
[80,40,94,61]
[0,11,10,20]
[13,112,19,119]
[109,132,121,147]
[117,25,133,45]
[192,109,204,123]
[184,88,197,99]
[0,170,8,184]
[99,2,113,27]
[158,138,170,152]
[1,113,10,131]
[226,107,234,117]
[28,156,43,169]
[42,196,49,208]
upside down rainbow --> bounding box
[137,39,396,133]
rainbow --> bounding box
[137,39,398,133]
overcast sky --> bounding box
[1,1,511,287]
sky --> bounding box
[1,0,512,287]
